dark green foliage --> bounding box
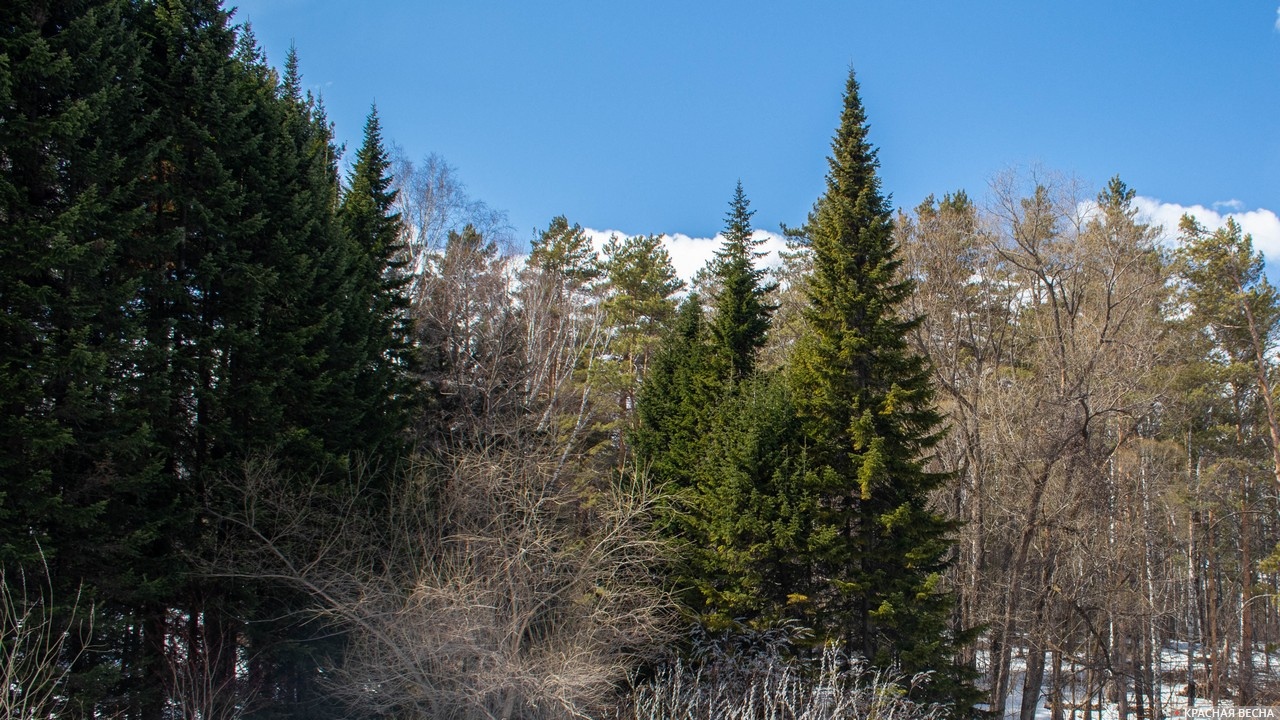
[708,182,776,382]
[684,373,814,630]
[0,2,154,710]
[634,296,716,490]
[337,106,417,462]
[1,2,414,716]
[636,187,802,637]
[786,70,960,687]
[0,0,149,567]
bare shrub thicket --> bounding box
[217,452,673,720]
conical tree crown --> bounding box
[709,181,775,382]
[805,70,902,334]
[787,68,956,685]
[344,106,401,259]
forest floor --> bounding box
[982,644,1280,720]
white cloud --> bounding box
[1133,196,1280,262]
[581,227,788,285]
[1274,5,1280,31]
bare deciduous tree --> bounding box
[390,147,513,304]
[900,171,1178,719]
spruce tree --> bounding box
[634,295,716,491]
[787,69,958,682]
[1,5,417,714]
[0,0,148,562]
[337,106,416,462]
[708,181,776,382]
[687,373,812,630]
[636,187,802,635]
[0,2,152,710]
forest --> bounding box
[3,2,1278,719]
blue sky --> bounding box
[231,1,1280,272]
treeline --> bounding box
[5,2,1279,720]
[1,1,959,715]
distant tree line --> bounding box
[899,172,1280,719]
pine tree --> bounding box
[787,69,959,682]
[597,233,684,466]
[127,5,328,715]
[527,215,599,288]
[1177,213,1280,490]
[708,182,776,382]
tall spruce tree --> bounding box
[638,182,777,474]
[787,69,959,683]
[337,106,416,462]
[0,4,415,715]
[0,0,148,564]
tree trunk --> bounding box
[1021,645,1046,720]
[1205,507,1219,705]
[1116,669,1129,720]
[142,606,168,720]
[1239,477,1255,706]
[992,466,1056,715]
[1050,649,1064,720]
[1083,656,1094,720]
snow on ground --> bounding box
[977,643,1280,720]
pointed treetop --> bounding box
[234,20,265,65]
[723,180,755,247]
[359,103,385,157]
[713,180,769,270]
[709,182,775,381]
[348,104,396,209]
[823,68,888,219]
[802,67,898,310]
[282,43,302,102]
[341,104,400,262]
